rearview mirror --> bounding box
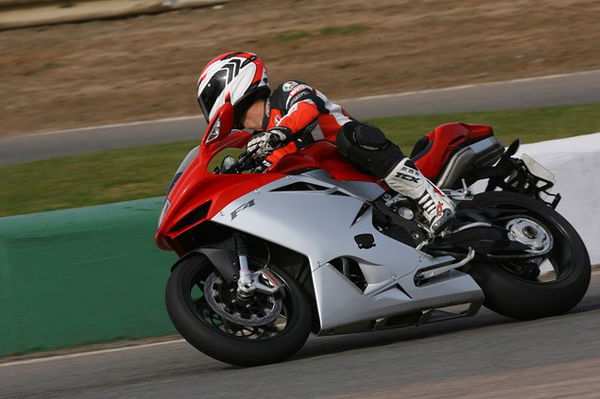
[220,155,237,174]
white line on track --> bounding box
[3,265,599,368]
[16,69,600,138]
[0,339,185,368]
[2,276,598,368]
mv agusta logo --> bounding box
[230,199,256,220]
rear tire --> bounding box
[463,191,591,320]
[166,255,312,366]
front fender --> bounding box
[171,238,238,283]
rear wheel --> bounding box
[463,191,591,320]
[166,255,312,366]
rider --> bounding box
[196,52,454,232]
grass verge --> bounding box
[273,24,366,42]
[1,102,599,217]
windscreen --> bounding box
[166,146,200,195]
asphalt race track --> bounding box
[2,272,599,398]
[1,70,599,166]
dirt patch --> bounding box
[0,0,230,30]
[1,0,599,137]
[0,0,67,7]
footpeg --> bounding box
[431,208,454,233]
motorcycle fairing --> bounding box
[267,140,380,183]
[211,170,484,332]
[155,163,283,252]
[157,138,385,253]
[312,262,483,333]
[156,105,288,252]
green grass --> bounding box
[373,103,600,150]
[273,24,367,43]
[319,24,366,36]
[273,31,312,43]
[1,103,599,217]
[21,62,63,76]
[0,141,196,217]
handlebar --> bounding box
[219,146,272,174]
[236,151,258,172]
[236,132,287,173]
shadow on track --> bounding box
[292,287,600,362]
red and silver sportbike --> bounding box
[155,104,590,366]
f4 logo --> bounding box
[230,199,256,220]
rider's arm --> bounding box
[268,83,321,141]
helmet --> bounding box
[196,52,270,126]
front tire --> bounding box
[166,255,312,367]
[463,191,591,320]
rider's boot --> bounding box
[384,158,455,233]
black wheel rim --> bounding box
[184,263,293,341]
[483,202,575,284]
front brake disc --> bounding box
[204,273,283,326]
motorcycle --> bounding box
[155,102,590,367]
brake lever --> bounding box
[236,150,258,172]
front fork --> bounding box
[235,234,282,299]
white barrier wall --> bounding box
[515,133,600,264]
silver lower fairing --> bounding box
[211,170,483,334]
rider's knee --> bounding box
[337,122,405,178]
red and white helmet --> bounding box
[197,52,270,124]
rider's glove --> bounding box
[247,128,288,159]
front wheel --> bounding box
[166,255,312,366]
[463,191,591,320]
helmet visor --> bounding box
[198,69,228,121]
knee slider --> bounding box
[336,121,359,157]
[337,122,405,178]
[352,123,388,151]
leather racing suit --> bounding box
[261,80,404,177]
[255,80,454,232]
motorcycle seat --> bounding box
[411,123,494,181]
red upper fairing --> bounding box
[155,104,283,252]
[414,123,493,180]
[154,104,374,253]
